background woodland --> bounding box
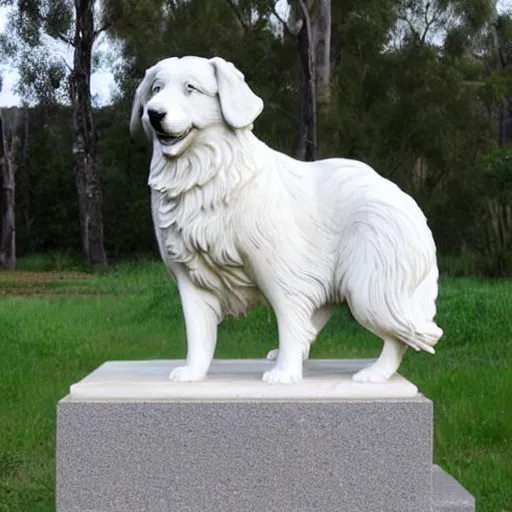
[1,0,512,276]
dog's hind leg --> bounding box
[262,300,320,384]
[343,265,441,382]
[344,286,411,383]
[266,304,335,362]
[352,338,407,383]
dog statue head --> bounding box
[130,56,264,158]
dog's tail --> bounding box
[338,202,443,353]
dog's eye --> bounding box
[186,83,199,94]
[152,85,161,95]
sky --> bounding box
[1,1,512,108]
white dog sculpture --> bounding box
[131,56,443,384]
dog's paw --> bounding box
[266,349,279,361]
[262,368,302,384]
[169,365,207,382]
[352,365,393,383]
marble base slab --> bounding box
[69,359,418,400]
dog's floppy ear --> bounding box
[210,57,263,129]
[130,67,154,137]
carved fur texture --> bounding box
[131,56,443,384]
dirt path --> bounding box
[0,271,91,283]
[0,271,96,296]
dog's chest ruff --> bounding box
[152,187,262,317]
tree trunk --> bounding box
[19,107,33,252]
[70,0,107,267]
[293,0,331,160]
[296,0,317,161]
[311,0,331,112]
[0,108,22,270]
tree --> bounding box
[270,0,331,160]
[69,0,108,267]
[0,108,25,269]
[294,0,322,161]
[2,0,109,266]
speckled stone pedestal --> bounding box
[56,360,475,512]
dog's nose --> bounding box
[148,109,166,130]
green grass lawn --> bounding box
[0,260,511,511]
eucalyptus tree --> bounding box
[268,0,331,160]
[0,0,111,266]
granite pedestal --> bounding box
[56,359,475,512]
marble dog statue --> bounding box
[130,55,443,384]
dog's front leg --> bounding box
[169,266,220,382]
